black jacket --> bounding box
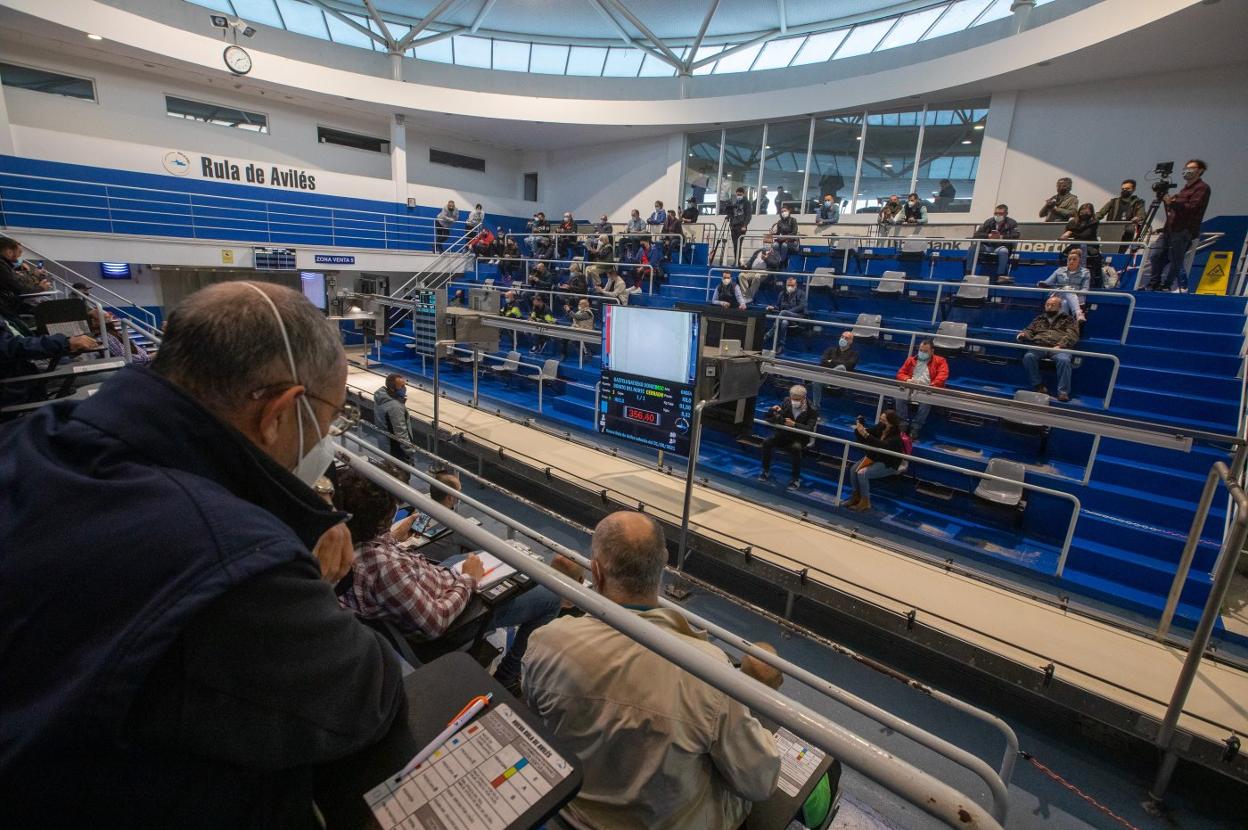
[0,368,404,827]
[728,197,753,230]
[766,397,819,434]
[0,257,26,316]
[819,344,859,372]
[862,422,905,468]
[973,216,1020,246]
[1,308,71,408]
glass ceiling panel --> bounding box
[602,47,644,77]
[452,35,491,68]
[180,0,1049,77]
[691,44,724,76]
[791,30,848,65]
[492,40,531,72]
[323,12,374,49]
[566,46,607,77]
[712,43,763,74]
[273,0,327,38]
[187,0,237,14]
[876,6,946,51]
[637,51,677,77]
[752,37,805,71]
[974,0,1016,27]
[922,0,993,40]
[412,36,453,63]
[231,0,282,29]
[529,44,569,75]
[835,19,894,59]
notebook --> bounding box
[452,552,517,590]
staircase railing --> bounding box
[20,245,162,345]
[387,227,476,330]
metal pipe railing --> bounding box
[704,264,1138,344]
[761,315,1121,409]
[752,417,1082,576]
[503,230,689,265]
[18,243,162,337]
[1147,460,1248,806]
[334,443,1005,829]
[340,426,1016,821]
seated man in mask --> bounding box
[0,282,404,826]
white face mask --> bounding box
[242,283,336,488]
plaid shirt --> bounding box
[339,533,475,637]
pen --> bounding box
[393,693,493,782]
[479,563,500,580]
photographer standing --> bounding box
[727,186,753,268]
[1039,177,1079,222]
[1147,160,1211,292]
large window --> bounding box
[719,125,764,212]
[914,101,989,213]
[856,108,923,214]
[0,62,95,101]
[691,99,989,218]
[759,119,810,216]
[318,125,389,154]
[165,95,268,132]
[805,113,862,215]
[684,130,721,216]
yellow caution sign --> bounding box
[1196,251,1233,295]
[221,248,235,265]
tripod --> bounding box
[708,215,732,268]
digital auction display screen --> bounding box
[598,306,699,456]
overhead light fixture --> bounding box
[961,139,972,145]
[974,124,985,130]
[855,136,862,141]
[87,33,103,40]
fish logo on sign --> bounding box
[163,151,191,176]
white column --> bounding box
[0,88,16,155]
[390,114,407,205]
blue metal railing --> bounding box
[0,171,458,252]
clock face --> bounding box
[223,45,252,75]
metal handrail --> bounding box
[344,416,1020,811]
[334,443,1006,830]
[702,265,1138,344]
[754,417,1082,576]
[763,316,1122,409]
[1147,459,1248,806]
[446,279,623,307]
[17,243,161,335]
[340,426,1016,821]
[504,229,689,264]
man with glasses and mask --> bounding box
[0,281,404,827]
[1147,159,1212,293]
[972,204,1020,283]
[1096,179,1146,242]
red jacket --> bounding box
[897,354,949,387]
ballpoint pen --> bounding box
[393,693,493,782]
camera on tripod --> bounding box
[1151,161,1177,198]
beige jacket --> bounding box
[522,608,780,830]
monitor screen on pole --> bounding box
[598,306,700,456]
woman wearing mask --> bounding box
[847,409,905,512]
[556,212,578,259]
[1059,203,1102,288]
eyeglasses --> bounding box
[249,384,360,436]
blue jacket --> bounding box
[2,308,71,408]
[0,367,403,827]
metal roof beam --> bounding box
[777,0,787,34]
[597,0,684,68]
[687,0,722,70]
[360,0,396,49]
[469,0,500,33]
[396,0,463,51]
[305,0,389,47]
[690,27,781,71]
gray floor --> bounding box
[453,477,1247,830]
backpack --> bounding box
[900,432,914,455]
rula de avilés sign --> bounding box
[199,155,317,191]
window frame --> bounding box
[164,94,271,134]
[0,60,97,103]
[316,124,391,155]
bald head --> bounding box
[153,281,344,418]
[590,511,667,603]
[739,642,784,690]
